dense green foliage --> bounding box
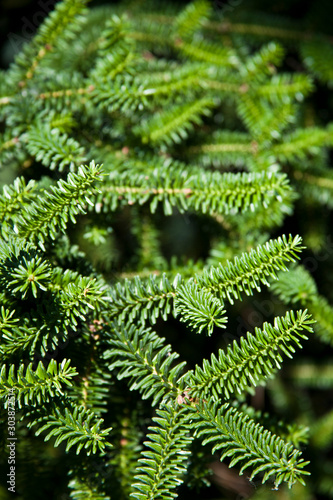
[0,0,333,499]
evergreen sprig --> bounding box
[31,404,113,455]
[0,359,77,408]
[193,401,310,488]
[187,309,314,400]
[1,0,331,496]
[25,122,86,171]
[130,404,192,499]
[104,322,186,406]
[195,234,303,304]
[174,281,227,335]
[96,167,293,217]
[15,161,101,247]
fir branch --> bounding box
[137,98,215,146]
[255,73,314,103]
[193,401,310,488]
[270,265,333,345]
[0,359,78,408]
[174,0,211,39]
[68,478,111,500]
[0,323,40,358]
[106,235,302,324]
[237,94,296,140]
[92,64,209,112]
[311,409,333,450]
[301,40,333,85]
[104,322,186,406]
[0,236,52,299]
[54,271,110,321]
[175,38,238,67]
[15,161,101,248]
[195,234,304,304]
[187,309,314,400]
[174,282,227,335]
[186,130,255,169]
[271,125,333,163]
[8,0,89,88]
[95,166,293,217]
[0,177,37,225]
[25,122,86,172]
[31,404,113,455]
[242,42,285,82]
[287,362,333,389]
[206,17,322,42]
[0,306,20,337]
[130,404,192,500]
[107,272,181,324]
